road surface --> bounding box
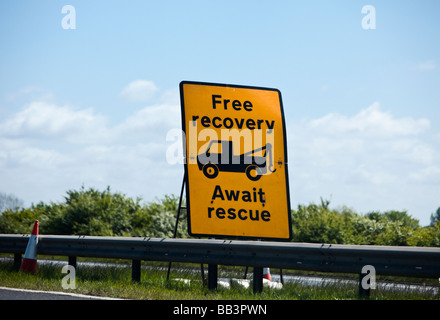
[0,286,121,300]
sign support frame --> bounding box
[166,174,207,285]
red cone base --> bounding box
[263,267,271,281]
[19,258,37,274]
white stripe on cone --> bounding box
[19,220,39,274]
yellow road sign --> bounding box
[180,81,291,240]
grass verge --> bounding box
[0,259,438,300]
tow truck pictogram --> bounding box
[197,140,276,181]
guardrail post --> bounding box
[14,253,22,271]
[68,256,77,268]
[132,259,141,282]
[208,264,218,290]
[253,267,263,293]
[358,272,371,299]
[200,264,206,286]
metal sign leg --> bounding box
[166,175,186,281]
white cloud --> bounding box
[0,88,183,208]
[413,59,437,71]
[309,102,430,137]
[0,101,109,144]
[4,86,46,102]
[289,102,439,225]
[117,104,180,136]
[120,80,158,102]
[159,87,180,105]
[409,166,440,185]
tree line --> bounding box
[0,187,439,247]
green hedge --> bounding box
[1,187,439,247]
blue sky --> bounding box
[1,1,439,226]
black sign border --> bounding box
[179,80,292,241]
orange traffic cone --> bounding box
[19,220,39,274]
[263,267,271,281]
